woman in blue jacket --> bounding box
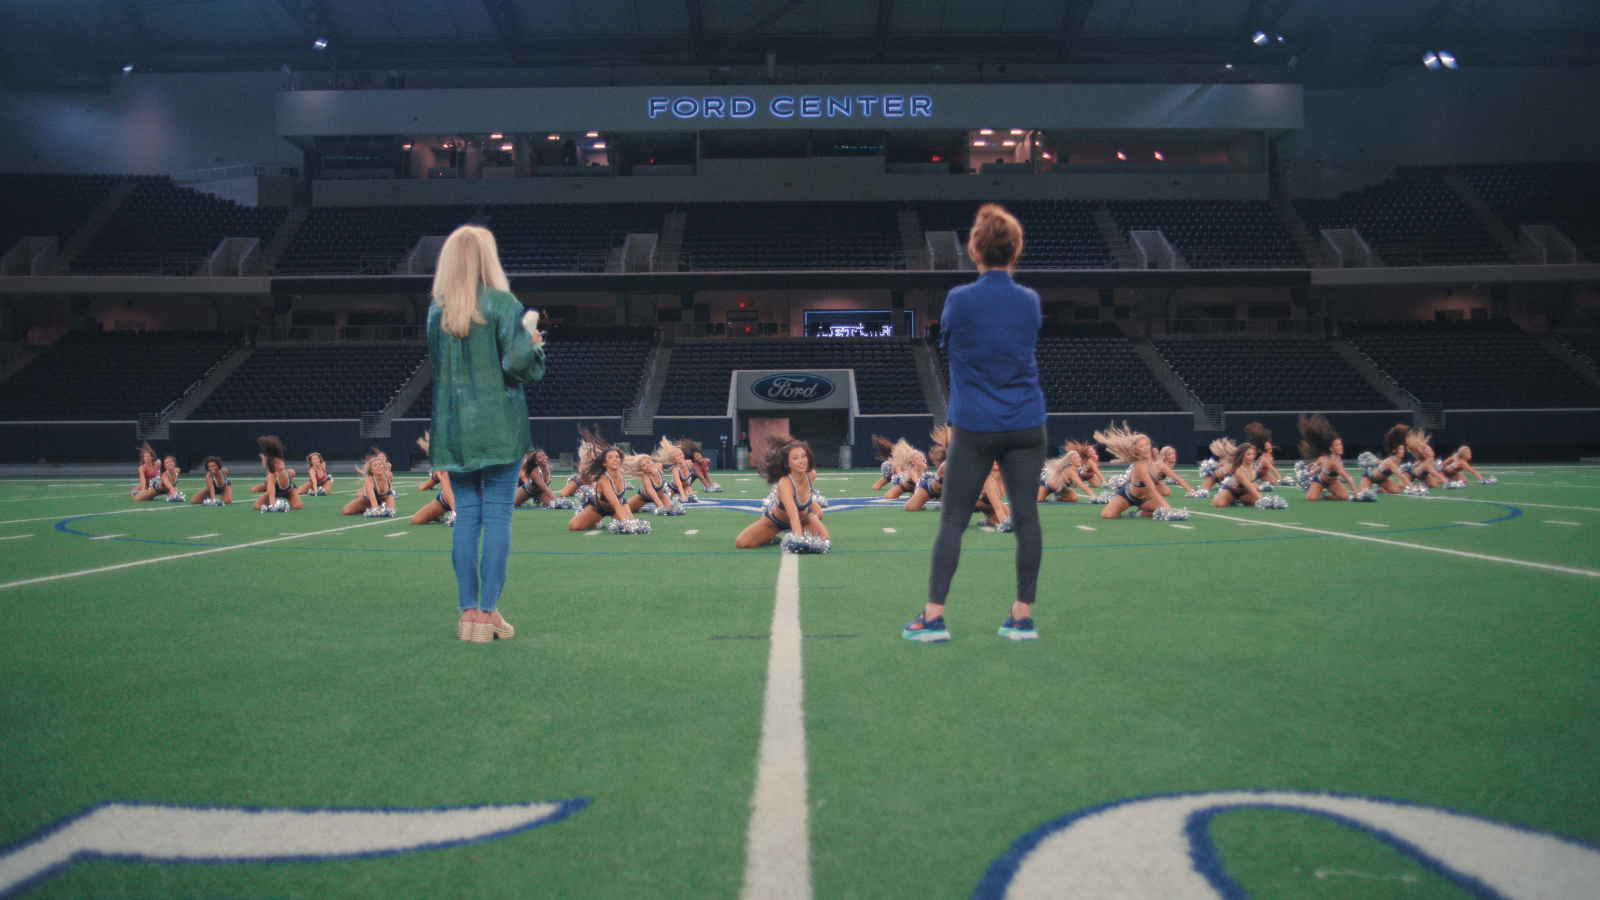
[905,204,1047,644]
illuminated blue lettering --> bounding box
[703,96,726,118]
[856,96,879,116]
[647,97,670,119]
[910,95,932,117]
[883,95,905,117]
[800,96,822,117]
[826,96,852,117]
[770,96,795,118]
[731,97,756,118]
[672,98,699,119]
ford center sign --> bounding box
[751,373,836,404]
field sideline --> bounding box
[1,466,1598,899]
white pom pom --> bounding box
[1089,489,1114,505]
[1186,489,1209,499]
[1403,484,1429,497]
[609,517,652,534]
[781,531,829,553]
[441,510,456,526]
[1198,458,1218,479]
[1353,488,1378,502]
[814,490,828,508]
[1255,494,1289,509]
[994,516,1013,533]
[1482,475,1498,485]
[1153,506,1189,521]
[166,491,186,503]
[880,461,894,478]
[708,484,723,492]
[1357,451,1380,470]
[1258,482,1274,492]
[262,498,289,513]
[201,497,223,507]
[1445,480,1467,489]
[1105,473,1128,491]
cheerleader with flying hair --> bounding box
[1243,422,1285,488]
[303,452,333,496]
[514,449,558,507]
[654,435,698,503]
[255,435,305,511]
[569,435,650,533]
[1094,423,1174,519]
[1299,414,1355,501]
[1441,444,1490,484]
[625,452,680,515]
[1199,436,1237,492]
[1063,439,1104,487]
[1151,445,1195,496]
[411,433,456,525]
[735,433,829,550]
[870,434,898,491]
[677,438,723,492]
[1359,424,1411,495]
[905,425,950,511]
[557,434,600,499]
[1038,449,1093,502]
[1403,430,1446,489]
[130,443,163,501]
[884,439,925,501]
[190,456,232,505]
[342,449,396,516]
[1212,441,1265,507]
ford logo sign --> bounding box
[751,373,835,404]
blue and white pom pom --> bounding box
[1038,466,1051,487]
[166,491,186,503]
[1258,482,1274,492]
[1353,488,1379,502]
[1445,479,1467,489]
[574,484,596,507]
[201,497,224,507]
[708,484,723,492]
[1163,476,1179,485]
[1198,457,1218,479]
[993,516,1013,533]
[1089,489,1114,505]
[814,490,828,508]
[1403,484,1429,497]
[655,499,685,515]
[1255,494,1289,510]
[609,517,652,534]
[1482,475,1498,485]
[565,473,581,486]
[362,505,395,518]
[780,531,830,554]
[546,497,576,510]
[1357,451,1380,471]
[1292,460,1314,490]
[1218,477,1236,494]
[1104,472,1128,491]
[1186,488,1209,499]
[441,510,456,526]
[920,472,940,494]
[1277,477,1296,487]
[759,490,779,516]
[1400,462,1415,476]
[880,461,894,478]
[1152,506,1189,521]
[262,498,289,513]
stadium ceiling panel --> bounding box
[0,0,1594,90]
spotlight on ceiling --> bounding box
[1423,51,1441,69]
[1116,151,1127,161]
[1275,33,1286,43]
[1224,62,1235,70]
[1252,31,1270,46]
[121,61,134,74]
[313,36,328,51]
[1438,50,1458,69]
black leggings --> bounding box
[928,424,1047,607]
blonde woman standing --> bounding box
[428,225,546,644]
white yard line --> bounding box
[0,534,34,541]
[1169,524,1194,530]
[187,534,221,539]
[1427,496,1600,514]
[2,492,135,503]
[1187,511,1600,579]
[740,552,812,900]
[0,505,188,528]
[883,527,897,533]
[0,519,396,592]
[1545,521,1581,526]
[685,529,699,535]
[1075,525,1096,531]
[1356,522,1389,528]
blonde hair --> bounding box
[653,436,681,469]
[1093,422,1151,466]
[1209,437,1237,459]
[1405,429,1433,458]
[889,439,924,471]
[1043,450,1081,481]
[432,225,511,338]
[622,453,656,480]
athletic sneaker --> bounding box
[902,614,950,643]
[997,616,1038,641]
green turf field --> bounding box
[1,466,1598,899]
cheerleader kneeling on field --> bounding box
[1152,445,1196,496]
[568,438,650,533]
[1198,436,1237,494]
[678,438,723,492]
[130,443,163,501]
[342,450,396,516]
[735,434,829,551]
[870,434,898,492]
[191,456,232,505]
[884,438,925,501]
[1064,439,1104,488]
[1095,423,1179,519]
[1300,414,1356,501]
[626,452,681,515]
[158,455,185,503]
[906,425,950,511]
[1211,441,1268,508]
[514,448,558,507]
[1359,424,1411,496]
[656,436,699,504]
[255,435,304,511]
[303,452,333,496]
[412,434,456,525]
[1441,444,1492,484]
[1243,422,1287,488]
[1403,430,1447,489]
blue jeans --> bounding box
[450,462,519,612]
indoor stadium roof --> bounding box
[3,0,1597,91]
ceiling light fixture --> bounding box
[313,36,328,51]
[121,61,134,74]
[1252,31,1269,46]
[1424,51,1441,69]
[1116,151,1127,161]
[1438,50,1458,69]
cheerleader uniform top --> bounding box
[428,286,546,472]
[940,270,1046,433]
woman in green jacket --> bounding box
[428,225,546,643]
